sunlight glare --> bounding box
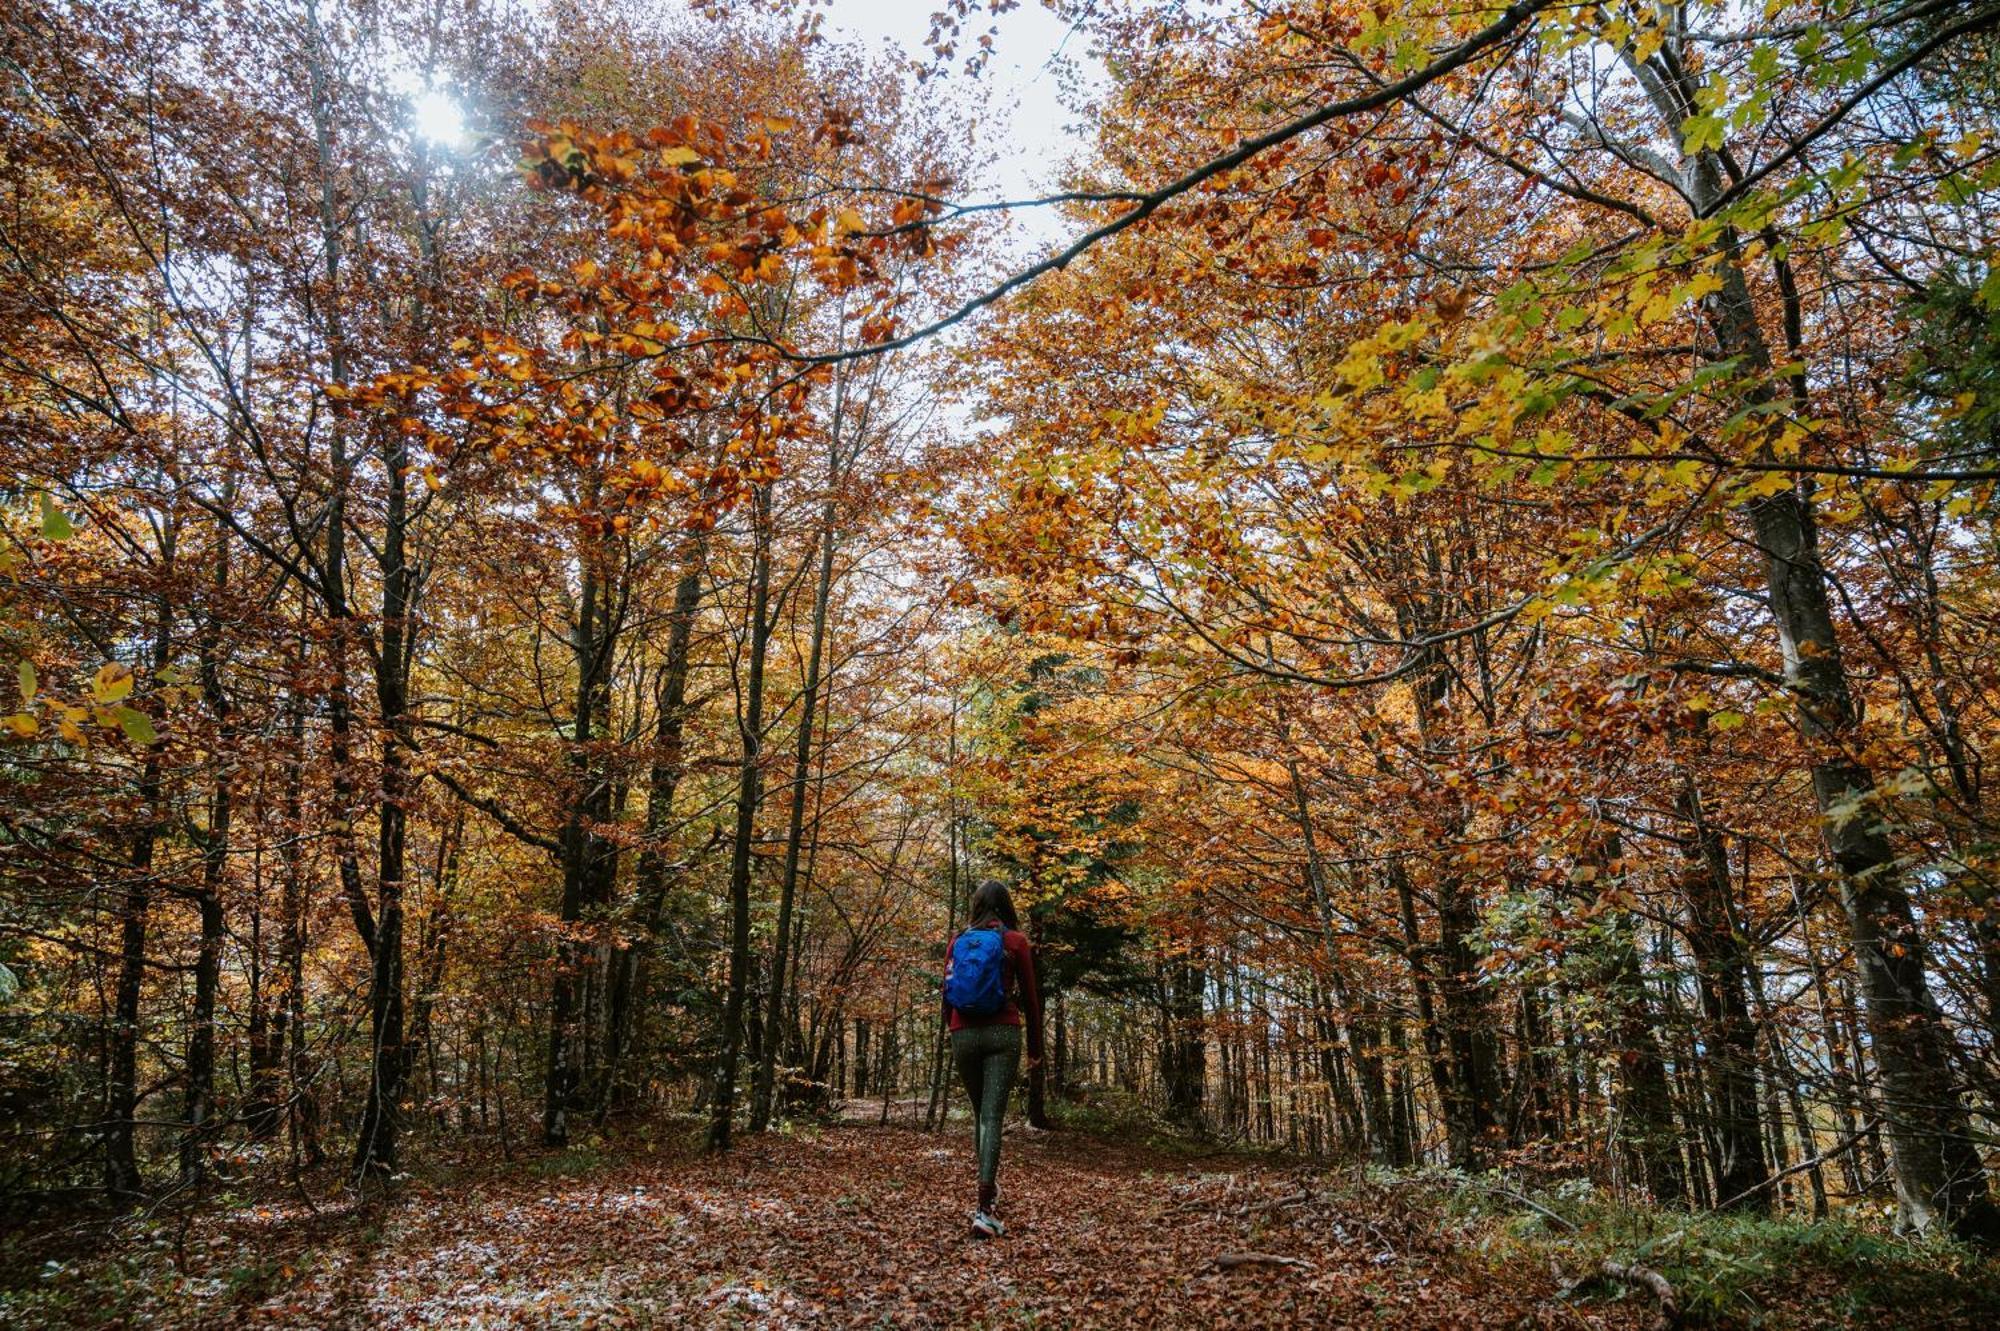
[412,88,467,148]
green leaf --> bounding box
[1979,266,2000,313]
[39,493,73,540]
[17,661,35,703]
[1710,710,1746,732]
[1682,112,1725,156]
[114,707,157,745]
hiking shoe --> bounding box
[971,1209,1004,1239]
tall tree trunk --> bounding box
[1026,909,1054,1129]
[752,456,844,1130]
[1434,863,1503,1166]
[276,637,321,1167]
[926,737,963,1130]
[710,485,773,1151]
[182,494,238,1185]
[1588,826,1686,1211]
[1674,780,1767,1209]
[1160,954,1206,1125]
[304,0,375,962]
[1390,856,1455,1164]
[1646,45,2000,1243]
[546,547,607,1146]
[1285,749,1395,1161]
[352,422,413,1179]
[105,579,173,1199]
[181,883,226,1185]
[599,549,705,1117]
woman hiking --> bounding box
[941,879,1044,1239]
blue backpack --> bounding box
[944,927,1007,1017]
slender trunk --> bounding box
[245,869,282,1139]
[352,419,413,1179]
[599,551,704,1116]
[305,0,374,960]
[1674,780,1767,1209]
[1026,910,1053,1129]
[105,533,176,1199]
[106,762,160,1200]
[1435,863,1503,1166]
[546,553,603,1146]
[182,495,239,1185]
[406,809,461,1094]
[181,884,225,1185]
[710,485,773,1151]
[926,748,962,1130]
[1285,750,1395,1161]
[1664,68,1999,1243]
[1391,857,1455,1163]
[1160,954,1206,1124]
[1600,900,1686,1207]
[752,479,841,1130]
[1799,883,1866,1198]
[276,643,321,1167]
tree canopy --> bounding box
[6,0,2000,1283]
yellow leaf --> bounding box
[660,146,702,166]
[3,712,38,737]
[91,663,134,704]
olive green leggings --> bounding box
[951,1024,1022,1190]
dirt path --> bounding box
[15,1123,1645,1329]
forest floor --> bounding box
[6,1108,2000,1329]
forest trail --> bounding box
[20,1122,1649,1330]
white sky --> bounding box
[815,1,1107,253]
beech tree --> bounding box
[4,0,2000,1265]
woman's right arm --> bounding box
[1015,936,1046,1063]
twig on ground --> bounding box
[1233,1189,1311,1217]
[1467,1180,1579,1233]
[1207,1251,1314,1273]
[1599,1258,1680,1328]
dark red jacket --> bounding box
[942,926,1045,1060]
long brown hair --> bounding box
[966,878,1019,931]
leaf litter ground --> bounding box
[8,1119,1667,1329]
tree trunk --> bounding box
[182,504,238,1185]
[1600,903,1687,1208]
[599,550,705,1117]
[710,484,773,1151]
[105,751,160,1200]
[1435,865,1503,1167]
[352,421,414,1180]
[105,541,176,1200]
[276,645,321,1167]
[752,468,842,1130]
[1674,780,1767,1209]
[1160,954,1206,1124]
[546,548,609,1146]
[1648,46,2000,1244]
